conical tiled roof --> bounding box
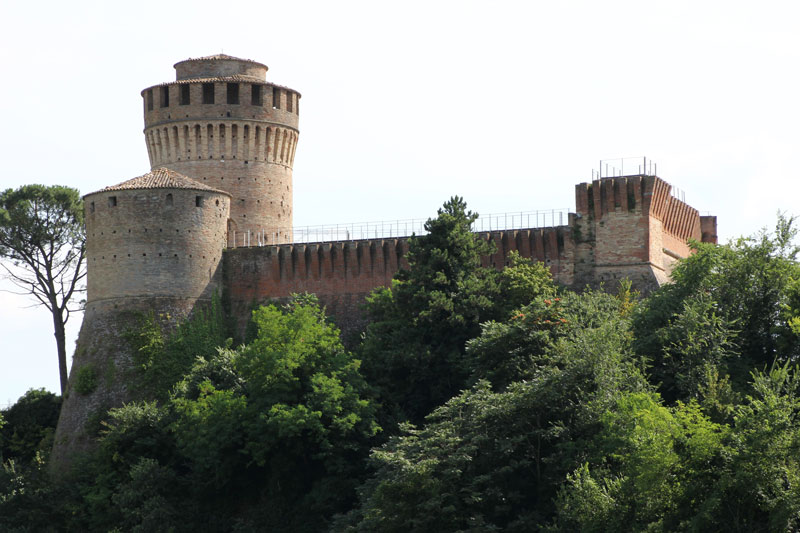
[84,168,229,198]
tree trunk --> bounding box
[52,308,68,395]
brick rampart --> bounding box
[224,175,716,338]
[224,226,576,336]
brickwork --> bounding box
[83,179,230,304]
[223,175,717,338]
[142,55,299,240]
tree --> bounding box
[339,290,648,531]
[0,388,62,464]
[0,185,85,394]
[70,296,379,531]
[359,197,502,426]
[633,215,800,404]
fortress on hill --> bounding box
[52,54,717,463]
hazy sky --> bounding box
[2,0,799,406]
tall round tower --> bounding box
[141,54,300,245]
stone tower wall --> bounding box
[54,183,231,469]
[142,71,299,242]
[84,187,230,304]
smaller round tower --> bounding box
[53,168,230,467]
[82,167,230,305]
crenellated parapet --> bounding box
[223,226,580,336]
[573,175,717,289]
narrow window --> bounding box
[180,85,190,105]
[146,89,153,111]
[227,83,239,105]
[166,193,173,206]
[272,87,280,109]
[90,201,95,213]
[108,196,117,207]
[160,86,169,107]
[196,195,204,207]
[202,83,215,104]
[251,85,262,106]
[287,92,293,113]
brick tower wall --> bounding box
[142,63,299,243]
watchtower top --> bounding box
[173,54,268,82]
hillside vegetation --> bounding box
[2,198,800,532]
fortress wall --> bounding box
[572,174,718,289]
[224,227,576,336]
[84,188,230,303]
[701,216,718,244]
[52,296,208,469]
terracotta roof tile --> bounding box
[84,168,229,198]
[177,54,265,66]
[141,77,300,96]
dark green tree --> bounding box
[340,291,648,531]
[634,216,800,404]
[0,388,61,464]
[360,197,502,425]
[0,185,85,394]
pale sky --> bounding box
[2,0,799,406]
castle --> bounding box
[52,55,717,464]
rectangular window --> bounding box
[146,89,153,111]
[180,85,190,105]
[272,87,280,109]
[160,86,169,108]
[108,196,117,207]
[195,195,205,207]
[287,92,293,113]
[227,83,240,105]
[202,83,215,104]
[90,201,95,213]
[251,85,262,106]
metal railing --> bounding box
[229,208,571,247]
[593,156,657,179]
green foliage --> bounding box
[0,184,86,394]
[468,290,631,389]
[496,250,558,315]
[0,456,71,531]
[5,204,800,531]
[0,389,61,464]
[123,294,229,401]
[72,364,98,395]
[634,215,800,404]
[360,197,504,426]
[340,290,648,531]
[67,296,378,532]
